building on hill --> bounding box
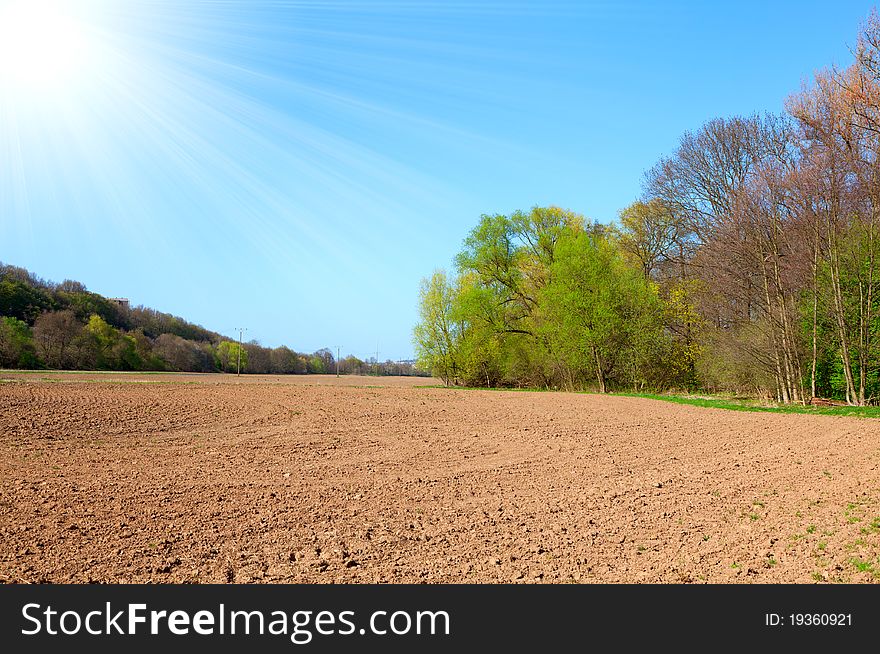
[109,298,130,310]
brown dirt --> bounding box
[1,372,879,583]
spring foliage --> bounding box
[415,208,676,391]
[415,13,880,406]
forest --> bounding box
[414,14,880,406]
[0,262,421,376]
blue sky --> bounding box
[1,0,875,360]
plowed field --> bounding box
[1,372,878,583]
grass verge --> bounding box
[615,392,880,419]
[417,384,880,418]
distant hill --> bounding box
[0,262,425,376]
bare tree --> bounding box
[33,310,81,369]
[788,40,880,405]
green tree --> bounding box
[451,207,585,387]
[0,278,54,322]
[62,291,123,327]
[617,199,684,281]
[0,316,39,368]
[815,222,880,403]
[662,279,704,388]
[413,270,461,386]
[85,314,120,368]
[449,274,501,386]
[455,207,582,337]
[308,354,327,374]
[310,348,334,374]
[540,233,664,392]
[113,334,142,370]
[215,340,248,373]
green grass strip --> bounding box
[417,384,880,418]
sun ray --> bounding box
[1,0,569,353]
[0,0,97,90]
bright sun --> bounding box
[0,0,92,90]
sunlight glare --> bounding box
[0,0,92,90]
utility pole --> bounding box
[334,345,342,377]
[375,341,379,377]
[236,327,246,376]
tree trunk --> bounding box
[771,253,802,404]
[593,346,607,393]
[829,233,859,404]
[811,220,819,399]
[858,279,866,405]
[868,208,876,404]
[760,253,788,403]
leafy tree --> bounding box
[113,334,142,370]
[0,278,54,322]
[128,329,163,370]
[811,222,880,402]
[540,233,663,392]
[617,199,685,281]
[455,207,582,337]
[61,292,122,327]
[0,317,39,368]
[308,355,327,374]
[85,314,120,368]
[662,279,704,388]
[450,274,504,386]
[413,270,461,386]
[310,348,334,374]
[338,354,366,375]
[215,340,248,373]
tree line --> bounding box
[0,263,424,376]
[414,13,880,406]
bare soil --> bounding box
[1,372,878,583]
